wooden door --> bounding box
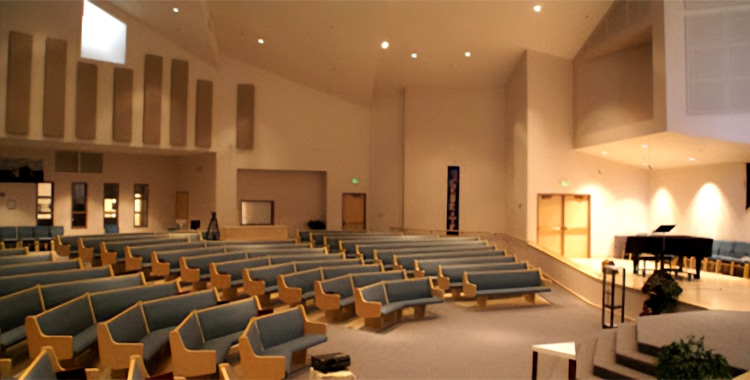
[537,194,590,258]
[342,193,366,231]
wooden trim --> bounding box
[113,67,133,142]
[236,84,255,149]
[43,38,67,138]
[143,54,163,144]
[195,79,212,148]
[6,31,33,135]
[170,59,188,146]
[75,62,98,140]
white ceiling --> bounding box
[95,0,750,170]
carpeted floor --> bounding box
[279,282,604,380]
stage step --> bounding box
[593,328,655,380]
[615,322,657,376]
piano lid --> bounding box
[653,225,675,233]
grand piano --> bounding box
[625,235,713,279]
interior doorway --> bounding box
[342,193,366,231]
[537,193,590,258]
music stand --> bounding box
[652,225,675,271]
[653,225,675,234]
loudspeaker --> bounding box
[312,353,350,373]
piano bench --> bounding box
[639,254,676,277]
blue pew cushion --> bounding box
[140,327,172,360]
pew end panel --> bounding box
[169,313,217,378]
[96,301,150,370]
[24,316,74,360]
[209,262,233,290]
[77,238,95,265]
[53,237,70,257]
[123,246,144,273]
[239,335,286,380]
[179,257,201,284]
[150,252,171,278]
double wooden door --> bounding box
[537,194,590,258]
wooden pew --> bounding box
[96,289,220,370]
[169,296,261,377]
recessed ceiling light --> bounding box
[465,51,471,57]
[173,7,179,13]
[641,144,648,148]
[381,41,389,49]
[533,4,542,12]
[601,151,608,156]
[688,157,696,162]
[257,38,264,44]
[411,53,418,59]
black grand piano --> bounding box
[625,234,713,279]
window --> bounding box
[71,183,87,228]
[36,182,54,226]
[104,183,119,230]
[240,200,274,225]
[80,0,127,64]
[134,184,148,227]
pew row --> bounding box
[277,262,376,307]
[437,261,529,296]
[169,296,261,377]
[462,268,551,310]
[413,254,516,278]
[391,249,507,274]
[24,280,179,360]
[354,277,444,329]
[239,305,327,379]
[0,265,113,297]
[0,251,53,266]
[0,258,81,277]
[96,289,220,370]
[314,269,405,322]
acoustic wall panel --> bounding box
[43,38,67,138]
[236,84,255,149]
[5,31,33,135]
[170,59,188,146]
[195,79,212,148]
[75,62,98,140]
[112,67,133,142]
[143,54,162,144]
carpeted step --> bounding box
[615,322,657,376]
[593,328,655,380]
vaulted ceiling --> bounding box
[101,0,613,106]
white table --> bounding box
[531,342,576,380]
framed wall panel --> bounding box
[143,54,162,144]
[236,84,255,149]
[170,59,188,146]
[195,79,212,148]
[112,67,133,142]
[5,31,33,135]
[75,62,98,140]
[43,38,67,138]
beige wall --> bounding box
[236,169,326,236]
[368,90,406,232]
[0,183,37,226]
[526,51,650,258]
[403,88,506,234]
[504,54,529,241]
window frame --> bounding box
[71,182,87,228]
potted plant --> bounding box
[655,335,732,379]
[640,270,682,315]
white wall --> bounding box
[648,162,750,241]
[504,54,529,241]
[403,88,506,234]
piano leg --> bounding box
[695,257,702,280]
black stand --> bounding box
[204,212,220,240]
[602,264,625,328]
